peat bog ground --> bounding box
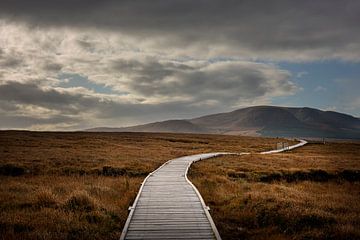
[189,141,360,240]
[0,131,287,240]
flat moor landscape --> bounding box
[0,131,359,240]
[1,1,360,239]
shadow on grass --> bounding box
[228,169,360,183]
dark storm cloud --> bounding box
[0,81,143,128]
[0,81,149,118]
[0,0,359,60]
[0,81,94,113]
[0,66,295,130]
[0,112,78,129]
[1,0,358,129]
[0,81,141,120]
[110,58,295,104]
[0,81,227,129]
[0,56,23,68]
[42,62,63,72]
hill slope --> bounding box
[86,106,360,139]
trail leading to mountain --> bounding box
[120,140,307,240]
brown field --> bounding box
[0,131,288,240]
[189,141,360,240]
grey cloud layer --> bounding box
[0,19,298,129]
[0,81,183,129]
[1,0,359,60]
[0,57,296,129]
[0,82,99,114]
[1,0,357,130]
[110,59,296,104]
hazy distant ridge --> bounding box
[86,106,360,139]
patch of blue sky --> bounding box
[57,73,123,95]
[272,60,360,116]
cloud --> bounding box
[112,59,297,106]
[0,82,99,114]
[2,1,357,129]
[0,81,144,129]
[0,57,297,130]
[0,22,297,103]
[0,0,359,61]
[0,20,299,130]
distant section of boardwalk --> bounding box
[120,140,307,240]
[120,153,230,240]
[260,139,307,154]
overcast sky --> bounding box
[0,0,359,130]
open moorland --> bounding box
[1,131,359,240]
[0,131,289,240]
[189,141,360,240]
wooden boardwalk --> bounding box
[120,153,230,240]
[120,140,307,240]
[260,139,307,154]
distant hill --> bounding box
[86,106,360,139]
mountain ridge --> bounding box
[86,106,360,139]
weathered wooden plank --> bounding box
[126,233,214,237]
[128,226,213,231]
[125,236,214,240]
[127,230,214,234]
[131,216,209,220]
[131,218,209,222]
[127,232,214,236]
[129,222,211,226]
[134,205,203,209]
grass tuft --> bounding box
[64,191,98,212]
[35,188,58,208]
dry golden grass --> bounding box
[0,131,291,176]
[0,131,285,240]
[3,130,357,239]
[189,142,360,240]
[0,176,142,240]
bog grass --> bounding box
[0,131,285,240]
[189,141,360,239]
[2,130,358,239]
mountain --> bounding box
[190,106,360,138]
[86,106,360,139]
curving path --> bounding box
[120,140,307,240]
[260,139,308,154]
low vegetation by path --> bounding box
[189,141,360,240]
[0,131,289,240]
[2,131,358,240]
[0,176,142,240]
